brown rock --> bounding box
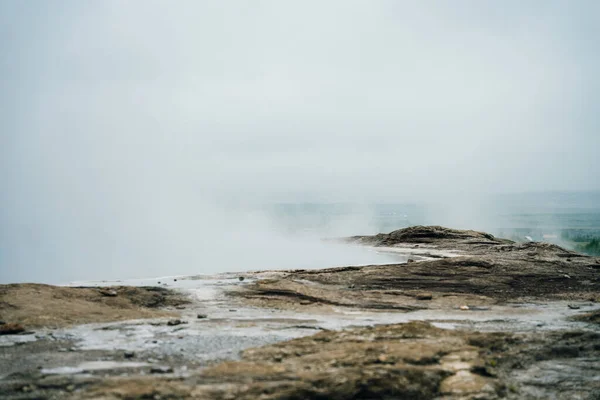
[416,292,433,300]
[0,322,25,335]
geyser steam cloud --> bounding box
[1,1,599,283]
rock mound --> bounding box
[0,284,189,329]
[351,225,509,247]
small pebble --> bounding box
[197,314,208,319]
[124,351,135,359]
[459,305,470,310]
[238,276,245,281]
[0,323,25,335]
[567,304,580,310]
[416,293,433,300]
[150,366,173,374]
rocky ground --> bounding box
[0,284,188,330]
[1,226,599,399]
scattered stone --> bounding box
[568,304,581,310]
[459,305,470,311]
[563,274,572,279]
[299,300,312,305]
[167,319,183,326]
[150,366,173,374]
[0,323,25,335]
[124,351,135,359]
[175,306,186,310]
[407,259,415,264]
[98,289,118,297]
[416,292,433,300]
[21,385,34,393]
[229,309,237,312]
[173,278,177,282]
[468,306,490,311]
[197,314,208,319]
[158,281,161,284]
[239,276,245,281]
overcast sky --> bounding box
[1,1,599,282]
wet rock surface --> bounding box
[0,284,189,329]
[234,226,599,311]
[2,322,598,399]
[0,226,599,399]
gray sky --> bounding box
[1,1,599,282]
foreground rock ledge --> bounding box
[0,284,188,329]
[18,321,597,399]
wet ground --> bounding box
[2,272,599,398]
[1,226,599,399]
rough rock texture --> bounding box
[350,225,509,248]
[0,284,189,329]
[2,322,590,400]
[234,226,599,311]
